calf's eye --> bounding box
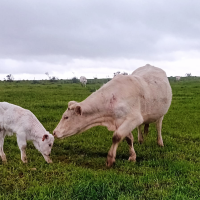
[49,144,52,147]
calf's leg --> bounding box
[17,135,27,163]
[156,116,164,146]
[0,130,7,162]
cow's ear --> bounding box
[68,101,79,110]
[42,134,49,141]
[75,105,82,115]
[68,101,77,109]
[68,102,81,111]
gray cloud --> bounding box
[0,0,200,77]
[1,0,200,57]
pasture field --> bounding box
[0,78,200,199]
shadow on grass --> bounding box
[51,141,167,171]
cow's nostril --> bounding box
[53,131,56,136]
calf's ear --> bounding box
[42,134,49,141]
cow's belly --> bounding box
[142,113,163,124]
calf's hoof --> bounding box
[2,160,7,164]
[1,156,7,163]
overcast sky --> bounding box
[0,0,200,80]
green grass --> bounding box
[0,78,200,199]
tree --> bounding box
[45,72,50,79]
[113,71,120,77]
[121,72,128,75]
[113,71,128,77]
[4,74,14,81]
[50,76,58,82]
[45,72,58,81]
[72,77,78,83]
[185,73,191,77]
[185,73,192,77]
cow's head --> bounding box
[53,101,84,138]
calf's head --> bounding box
[38,132,54,156]
[53,101,84,138]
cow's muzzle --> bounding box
[53,131,57,137]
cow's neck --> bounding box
[80,90,117,132]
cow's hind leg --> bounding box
[144,124,149,135]
[125,133,136,162]
[106,117,143,167]
[137,125,143,144]
[0,130,7,163]
[156,116,164,146]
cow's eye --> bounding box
[49,144,51,147]
[64,116,68,119]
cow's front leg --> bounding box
[106,117,143,167]
[106,134,120,167]
[17,135,27,163]
[125,133,136,162]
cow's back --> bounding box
[131,64,172,122]
[131,64,171,99]
[101,64,172,122]
[132,64,166,78]
[82,64,172,124]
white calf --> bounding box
[0,102,54,163]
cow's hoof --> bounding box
[106,155,115,167]
[128,155,136,162]
[138,140,143,144]
[158,141,164,147]
[22,160,28,163]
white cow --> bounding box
[54,64,172,167]
[176,76,181,81]
[80,76,87,87]
[0,102,54,163]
